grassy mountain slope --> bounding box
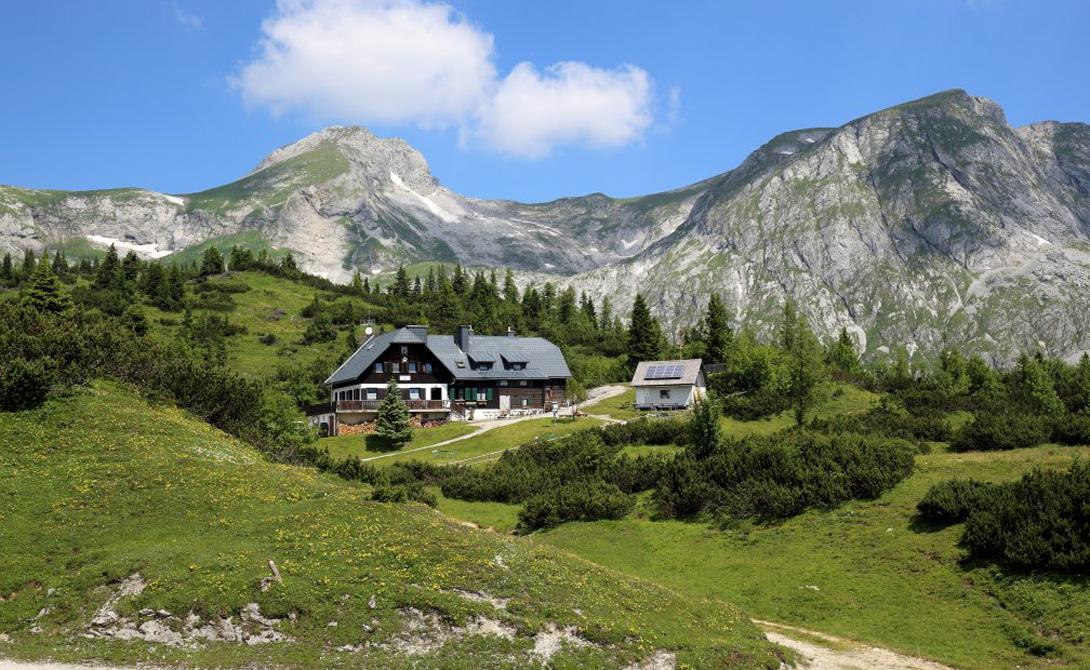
[539,439,1090,670]
[0,382,784,669]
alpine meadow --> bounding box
[4,2,1090,670]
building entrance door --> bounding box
[499,394,511,412]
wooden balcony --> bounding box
[336,399,450,412]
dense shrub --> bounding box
[597,417,689,448]
[1048,413,1090,446]
[0,302,312,460]
[0,357,55,411]
[518,481,633,531]
[916,479,997,523]
[951,413,1050,452]
[961,462,1090,571]
[371,483,438,507]
[812,404,952,443]
[656,430,916,520]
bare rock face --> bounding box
[562,90,1090,363]
[3,90,1090,362]
[0,125,701,282]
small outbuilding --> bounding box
[630,359,706,411]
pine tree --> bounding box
[94,245,122,290]
[557,287,577,323]
[826,327,859,375]
[343,324,360,359]
[20,259,71,313]
[51,250,68,275]
[412,276,422,299]
[375,379,413,447]
[351,269,365,295]
[503,269,519,305]
[626,293,663,365]
[0,253,12,282]
[281,252,298,273]
[200,246,225,276]
[21,249,36,280]
[424,267,438,299]
[393,266,411,297]
[598,296,613,331]
[705,294,732,364]
[120,250,141,282]
[452,265,468,296]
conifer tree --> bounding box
[599,296,613,331]
[375,379,413,446]
[20,259,71,313]
[452,265,468,295]
[0,252,12,282]
[51,250,68,275]
[351,269,365,295]
[503,268,519,304]
[412,276,422,299]
[393,266,411,297]
[21,249,36,280]
[121,250,141,282]
[199,246,225,276]
[826,327,859,375]
[626,293,663,365]
[281,252,298,273]
[705,294,732,364]
[424,267,438,299]
[94,245,122,290]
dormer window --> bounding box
[476,362,493,371]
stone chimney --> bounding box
[456,325,472,350]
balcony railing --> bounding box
[336,399,449,412]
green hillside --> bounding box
[540,438,1090,670]
[0,382,784,669]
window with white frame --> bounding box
[374,362,383,373]
[409,388,420,400]
[367,389,378,400]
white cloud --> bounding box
[234,0,661,158]
[468,62,654,159]
[172,1,203,30]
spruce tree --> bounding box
[51,250,68,275]
[503,268,519,304]
[21,249,36,280]
[281,252,298,273]
[826,327,859,375]
[122,250,141,282]
[20,259,71,313]
[351,269,365,295]
[375,379,413,447]
[0,253,11,282]
[705,294,732,364]
[393,266,411,297]
[94,244,121,290]
[200,246,225,276]
[626,293,663,365]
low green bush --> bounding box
[951,413,1050,452]
[518,480,633,531]
[961,462,1090,571]
[916,479,997,523]
[371,483,438,507]
[0,357,55,411]
[656,430,916,520]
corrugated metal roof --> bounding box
[630,359,704,387]
[325,328,571,385]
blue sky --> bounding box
[1,0,1087,202]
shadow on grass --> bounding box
[908,513,958,534]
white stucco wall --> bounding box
[635,385,702,408]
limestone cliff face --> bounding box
[0,126,704,280]
[3,90,1090,362]
[562,90,1090,362]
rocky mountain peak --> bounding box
[249,125,435,189]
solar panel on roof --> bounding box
[644,364,684,380]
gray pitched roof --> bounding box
[630,359,704,387]
[325,328,571,386]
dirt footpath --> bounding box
[758,621,956,670]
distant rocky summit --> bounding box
[3,89,1089,362]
